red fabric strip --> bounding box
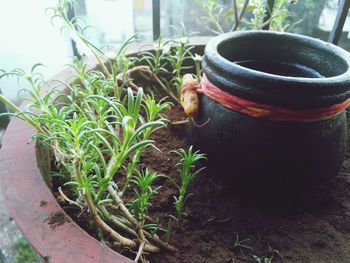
[198,75,350,122]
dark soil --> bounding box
[56,106,350,263]
[40,200,47,207]
[45,211,71,230]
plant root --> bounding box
[171,119,189,125]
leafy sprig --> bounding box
[170,146,206,224]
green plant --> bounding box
[253,254,273,263]
[0,0,209,261]
[196,0,299,33]
[167,36,195,95]
[267,0,301,31]
[170,146,206,224]
[232,233,252,257]
[49,0,141,101]
[140,36,171,75]
[192,53,202,81]
[12,237,42,263]
[139,33,196,101]
[120,94,171,196]
[131,169,162,225]
[0,65,175,257]
[195,0,226,34]
[0,1,176,259]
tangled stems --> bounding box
[74,156,160,252]
[0,63,174,257]
[0,1,207,260]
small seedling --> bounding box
[131,169,162,225]
[196,0,296,33]
[232,233,252,257]
[253,255,273,263]
[170,146,206,225]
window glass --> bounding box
[0,0,72,103]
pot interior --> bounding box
[217,33,349,78]
[235,60,324,78]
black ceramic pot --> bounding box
[190,31,350,190]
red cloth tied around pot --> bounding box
[197,75,350,123]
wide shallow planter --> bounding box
[190,30,350,189]
[0,38,207,263]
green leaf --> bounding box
[246,5,257,12]
[225,10,235,17]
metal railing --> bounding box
[67,0,350,56]
[152,0,161,40]
[151,0,350,45]
[1,0,350,137]
[329,0,350,45]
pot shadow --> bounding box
[207,164,350,216]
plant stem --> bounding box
[171,119,189,125]
[108,185,142,228]
[84,191,135,248]
[58,187,83,209]
[153,73,179,103]
[239,0,250,20]
[73,158,158,253]
[233,0,239,30]
[124,66,179,103]
[209,12,224,34]
[101,207,176,252]
[117,215,176,252]
[0,94,45,134]
[231,0,250,31]
[107,185,148,253]
[134,242,145,262]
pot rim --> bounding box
[205,30,350,84]
[203,31,350,108]
[0,37,209,263]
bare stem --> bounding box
[232,0,239,30]
[231,0,250,31]
[171,119,189,125]
[134,242,145,262]
[73,158,158,253]
[108,186,177,252]
[58,187,83,209]
[84,191,136,248]
[206,10,224,34]
[239,0,250,20]
[108,214,177,252]
[124,66,180,103]
[107,184,149,257]
[153,73,180,103]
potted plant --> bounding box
[2,1,350,263]
[0,1,207,262]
